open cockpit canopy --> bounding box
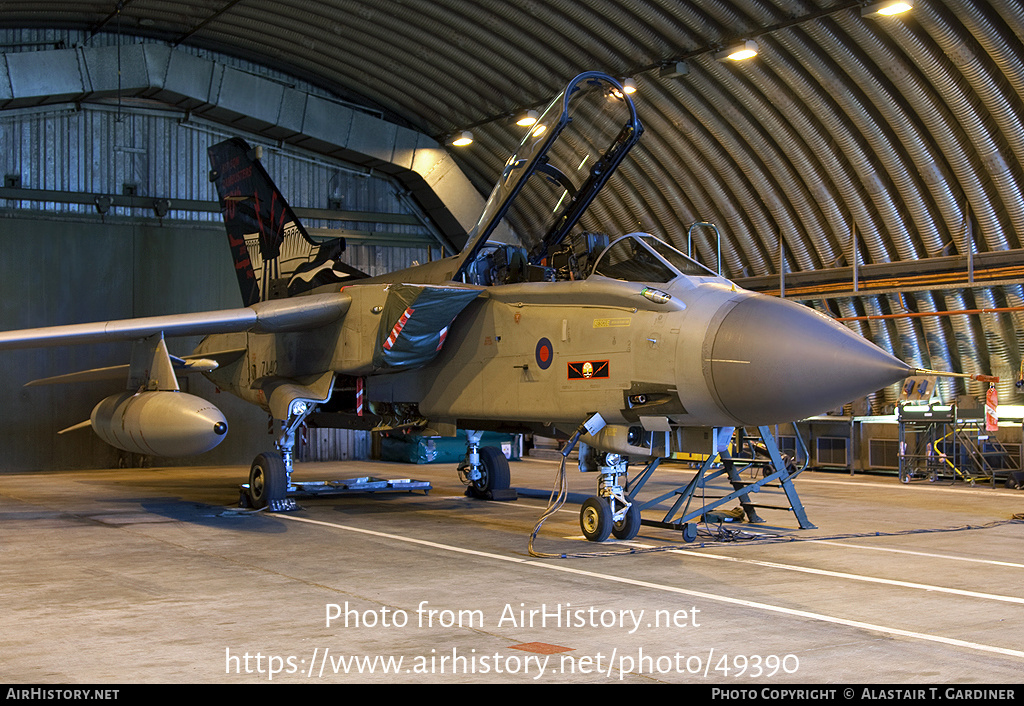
[453,72,643,281]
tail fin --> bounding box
[207,138,365,306]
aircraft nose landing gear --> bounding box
[579,449,639,541]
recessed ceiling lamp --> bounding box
[449,130,473,147]
[515,110,539,127]
[714,39,759,62]
[861,0,914,17]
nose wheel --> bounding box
[580,496,613,542]
[579,495,641,542]
[611,502,641,540]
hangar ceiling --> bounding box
[2,0,1024,408]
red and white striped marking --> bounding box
[383,307,415,350]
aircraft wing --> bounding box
[0,292,351,351]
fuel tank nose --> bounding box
[90,391,229,457]
[703,294,912,426]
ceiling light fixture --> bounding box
[659,61,689,79]
[515,110,539,127]
[715,39,759,62]
[609,77,638,101]
[861,1,914,17]
[445,1,913,141]
[449,130,473,147]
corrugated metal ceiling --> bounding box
[2,0,1024,406]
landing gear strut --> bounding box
[245,398,315,511]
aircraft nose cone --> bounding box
[704,295,912,425]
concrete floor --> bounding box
[2,454,1023,684]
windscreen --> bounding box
[593,236,677,283]
[640,236,717,277]
[593,234,717,283]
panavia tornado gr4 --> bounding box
[0,72,918,542]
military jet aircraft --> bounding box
[0,72,918,542]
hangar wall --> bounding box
[0,88,433,471]
[0,216,257,470]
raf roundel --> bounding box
[535,338,553,370]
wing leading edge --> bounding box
[0,292,352,351]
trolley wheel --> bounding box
[248,452,287,509]
[681,522,698,543]
[580,496,612,542]
[611,503,641,540]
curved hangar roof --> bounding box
[2,0,1024,406]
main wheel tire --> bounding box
[611,503,641,540]
[469,446,511,497]
[248,452,287,509]
[580,496,612,542]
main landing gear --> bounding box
[242,398,312,511]
[459,430,517,501]
[244,420,518,510]
[247,451,289,510]
[242,398,433,510]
